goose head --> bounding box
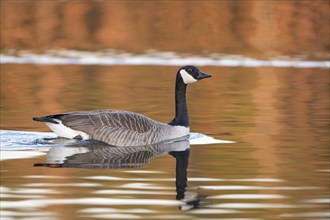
[179,65,212,84]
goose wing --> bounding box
[58,110,162,146]
[60,110,154,131]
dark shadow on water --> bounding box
[34,140,202,210]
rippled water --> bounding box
[1,60,329,219]
[2,1,329,219]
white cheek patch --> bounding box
[180,69,197,84]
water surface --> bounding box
[1,64,329,220]
[1,1,329,219]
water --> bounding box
[1,64,329,220]
[1,1,329,219]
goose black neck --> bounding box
[169,73,189,127]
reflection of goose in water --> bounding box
[35,140,190,169]
[170,150,202,210]
[34,140,201,209]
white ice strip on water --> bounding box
[199,185,319,190]
[0,130,234,153]
[189,208,241,214]
[123,170,166,174]
[187,177,282,182]
[317,169,330,173]
[83,176,124,181]
[1,210,57,218]
[79,207,157,214]
[22,183,102,187]
[24,175,67,179]
[0,186,11,193]
[79,213,141,219]
[93,189,175,195]
[119,183,174,190]
[280,212,330,218]
[208,194,287,199]
[1,49,329,68]
[209,203,299,209]
[0,151,46,161]
[228,178,283,182]
[0,194,47,199]
[6,188,60,195]
[83,176,282,182]
[1,197,183,209]
[303,198,330,203]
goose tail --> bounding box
[33,116,59,124]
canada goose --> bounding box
[33,66,212,147]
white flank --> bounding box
[46,119,90,140]
[172,125,190,137]
[180,69,197,84]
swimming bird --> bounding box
[33,66,212,147]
